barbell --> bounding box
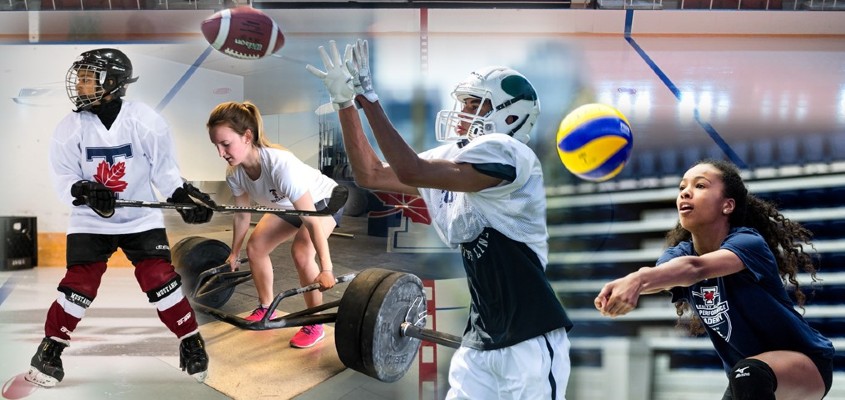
[172,236,463,383]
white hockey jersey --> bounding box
[49,100,185,235]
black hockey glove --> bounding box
[168,185,214,224]
[71,180,116,218]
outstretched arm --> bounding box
[594,249,745,317]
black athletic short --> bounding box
[813,355,833,396]
[66,228,171,266]
[275,198,343,228]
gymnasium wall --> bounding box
[0,9,843,266]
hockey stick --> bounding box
[115,185,349,217]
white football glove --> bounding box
[305,40,355,110]
[345,39,379,103]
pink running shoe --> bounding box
[289,324,325,348]
[244,306,277,322]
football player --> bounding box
[308,39,573,399]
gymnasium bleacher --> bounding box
[548,132,845,399]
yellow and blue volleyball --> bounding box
[556,103,633,182]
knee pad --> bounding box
[134,259,182,303]
[58,262,108,300]
[728,358,777,400]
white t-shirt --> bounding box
[49,100,184,235]
[226,146,337,209]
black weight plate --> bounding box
[360,272,426,383]
[335,268,396,375]
[171,236,234,308]
[343,185,369,217]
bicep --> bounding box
[356,162,420,196]
[400,159,503,192]
[232,192,252,223]
[696,249,746,279]
[233,192,251,207]
[641,250,746,292]
[291,191,317,211]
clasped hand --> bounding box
[594,274,643,317]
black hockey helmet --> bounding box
[65,48,139,111]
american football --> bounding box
[200,6,284,60]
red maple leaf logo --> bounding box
[370,191,431,225]
[95,160,128,192]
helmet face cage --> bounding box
[66,62,107,111]
[435,66,540,144]
[435,87,494,143]
[65,48,137,111]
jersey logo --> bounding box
[461,230,490,262]
[441,190,455,205]
[692,285,733,341]
[269,188,285,203]
[86,145,132,193]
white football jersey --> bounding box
[226,146,337,208]
[417,134,549,266]
[49,100,185,235]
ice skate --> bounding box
[25,337,67,388]
[180,332,209,383]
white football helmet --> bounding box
[435,66,540,144]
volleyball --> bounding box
[556,103,633,182]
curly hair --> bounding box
[666,159,819,335]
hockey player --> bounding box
[27,48,213,387]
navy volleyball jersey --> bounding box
[659,227,834,373]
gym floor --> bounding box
[0,212,466,400]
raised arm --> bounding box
[344,39,503,193]
[306,40,417,195]
[336,104,417,195]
